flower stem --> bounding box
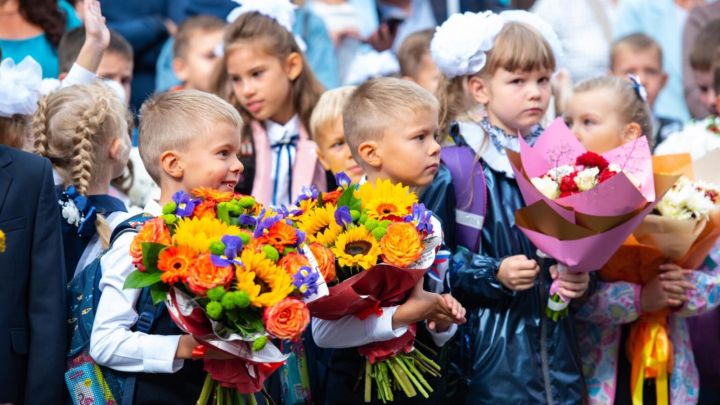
[387,358,416,398]
[394,356,428,398]
[197,374,214,405]
[365,358,373,403]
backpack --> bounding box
[65,213,163,405]
[440,124,488,253]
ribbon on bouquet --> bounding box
[626,311,673,405]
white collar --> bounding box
[143,199,163,217]
[457,121,515,178]
[265,114,301,145]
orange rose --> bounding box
[308,242,336,282]
[278,252,311,276]
[130,218,171,271]
[263,297,310,340]
[379,222,424,267]
[322,189,343,206]
[186,253,234,296]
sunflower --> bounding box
[0,230,5,253]
[355,179,417,220]
[255,221,298,251]
[172,216,242,253]
[157,245,196,284]
[331,227,381,271]
[192,187,235,202]
[236,249,294,308]
[296,204,343,247]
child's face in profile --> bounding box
[611,47,666,109]
[478,68,551,135]
[176,121,244,191]
[373,108,440,188]
[316,117,364,183]
[565,88,635,153]
[175,29,224,93]
[412,52,442,94]
[694,69,718,115]
[97,52,133,107]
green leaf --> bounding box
[141,242,166,272]
[150,283,169,305]
[337,186,362,212]
[123,270,162,289]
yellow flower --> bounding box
[331,227,381,270]
[296,204,343,247]
[0,230,5,253]
[380,222,424,267]
[172,216,242,253]
[355,179,417,220]
[236,249,294,308]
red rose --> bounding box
[598,168,617,183]
[559,172,579,197]
[575,152,609,171]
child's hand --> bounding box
[427,294,466,332]
[392,281,454,329]
[74,0,109,73]
[549,266,590,299]
[497,255,540,291]
[83,0,110,50]
[640,264,695,313]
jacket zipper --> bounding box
[539,269,554,405]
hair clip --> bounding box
[628,74,648,103]
[58,186,98,239]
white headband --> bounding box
[431,10,563,79]
[0,56,43,117]
[226,0,306,51]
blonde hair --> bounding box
[173,15,225,60]
[436,22,556,136]
[398,29,434,79]
[138,89,243,184]
[309,86,356,142]
[216,12,324,140]
[344,78,438,163]
[574,76,653,141]
[33,82,131,246]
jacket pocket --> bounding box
[0,216,27,233]
[10,328,28,354]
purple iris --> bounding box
[334,206,353,227]
[405,203,433,234]
[292,266,320,297]
[211,235,244,267]
[296,185,319,203]
[172,191,200,217]
[253,208,282,238]
[238,214,257,227]
[335,172,352,188]
[295,229,306,245]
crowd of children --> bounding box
[1,1,719,404]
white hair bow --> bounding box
[0,56,43,117]
[226,0,307,52]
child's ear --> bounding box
[660,71,669,90]
[108,138,123,161]
[172,57,188,82]
[284,52,303,81]
[468,75,490,105]
[357,140,381,169]
[622,122,642,143]
[159,150,184,179]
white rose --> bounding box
[531,175,560,199]
[574,167,599,191]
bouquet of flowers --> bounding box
[598,152,720,405]
[294,174,443,403]
[124,187,327,404]
[508,118,674,320]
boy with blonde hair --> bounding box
[313,78,465,404]
[309,86,363,184]
[89,90,244,402]
[172,15,225,93]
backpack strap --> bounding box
[441,125,487,253]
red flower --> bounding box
[598,168,618,184]
[575,152,609,171]
[559,172,579,197]
[322,189,343,206]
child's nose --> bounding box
[231,154,245,174]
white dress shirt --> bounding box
[90,200,185,373]
[265,115,301,207]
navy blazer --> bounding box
[0,146,67,404]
